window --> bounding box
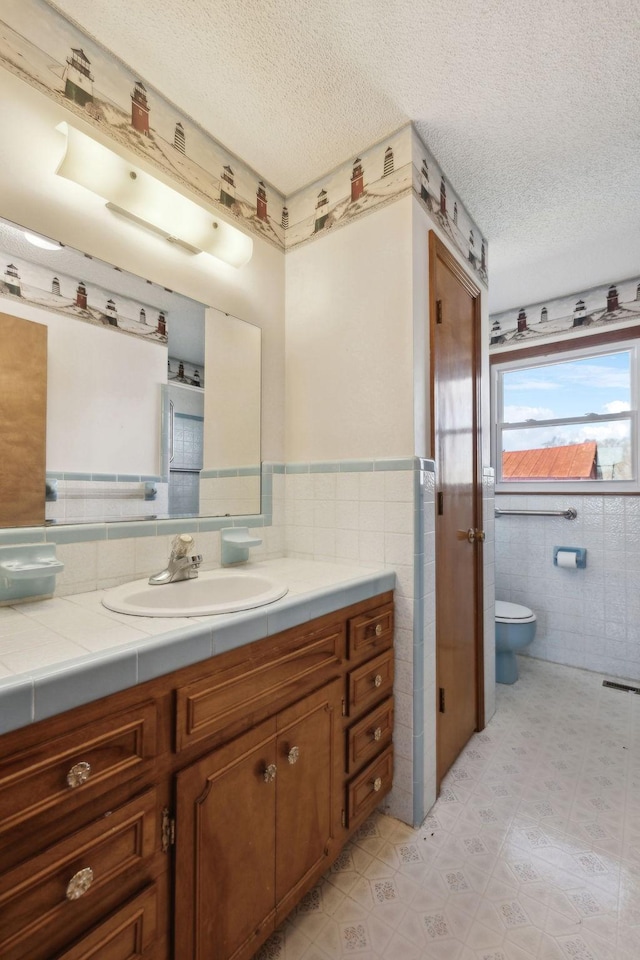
[492,340,638,492]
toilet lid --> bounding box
[495,600,535,622]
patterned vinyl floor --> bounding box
[258,657,640,960]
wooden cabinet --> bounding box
[175,680,343,960]
[0,591,394,960]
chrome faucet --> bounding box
[148,534,202,585]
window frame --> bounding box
[491,334,640,494]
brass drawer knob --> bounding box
[373,674,383,688]
[372,777,383,793]
[372,727,382,742]
[287,746,300,765]
[375,623,383,637]
[67,762,91,789]
[66,867,94,900]
[263,763,277,783]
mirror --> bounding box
[0,216,261,526]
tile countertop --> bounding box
[0,559,395,736]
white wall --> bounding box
[0,68,285,464]
[0,295,166,475]
[203,308,261,469]
[284,196,414,462]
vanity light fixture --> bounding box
[23,231,62,251]
[54,122,253,268]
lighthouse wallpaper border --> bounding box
[0,0,489,278]
[0,0,286,250]
[489,275,640,352]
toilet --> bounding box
[495,601,537,684]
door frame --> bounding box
[428,230,485,771]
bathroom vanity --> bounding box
[0,570,394,960]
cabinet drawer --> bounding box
[347,648,394,718]
[346,697,394,775]
[0,788,157,960]
[0,700,157,835]
[56,884,158,960]
[346,745,393,828]
[176,620,345,750]
[348,603,393,662]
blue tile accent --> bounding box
[33,650,138,721]
[412,458,427,829]
[217,468,239,477]
[46,524,107,544]
[197,517,228,532]
[374,458,415,471]
[115,474,142,482]
[140,475,162,482]
[159,519,200,535]
[285,463,309,474]
[0,676,33,734]
[212,610,270,654]
[272,464,285,474]
[63,472,93,481]
[200,469,219,479]
[0,527,46,545]
[310,462,340,473]
[107,521,159,540]
[238,466,261,476]
[262,463,274,474]
[339,460,374,472]
[137,625,213,683]
[93,473,119,482]
[46,471,65,480]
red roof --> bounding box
[503,441,597,480]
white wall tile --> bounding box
[494,493,640,680]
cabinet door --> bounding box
[274,678,343,923]
[174,717,278,960]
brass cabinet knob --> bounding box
[375,623,383,637]
[66,762,91,789]
[372,777,382,793]
[373,674,383,688]
[287,746,300,765]
[372,727,382,742]
[263,764,277,783]
[66,867,94,900]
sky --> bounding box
[500,350,631,452]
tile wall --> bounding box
[483,469,497,722]
[495,493,640,682]
[277,458,437,827]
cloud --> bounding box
[503,405,556,423]
[603,400,629,414]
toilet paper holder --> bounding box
[553,546,587,569]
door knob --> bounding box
[457,528,485,544]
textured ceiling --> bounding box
[47,0,640,311]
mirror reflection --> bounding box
[0,217,261,526]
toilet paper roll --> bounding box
[556,550,577,569]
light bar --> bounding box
[55,122,253,268]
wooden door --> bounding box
[274,679,342,923]
[174,718,278,960]
[429,231,484,787]
[0,312,47,527]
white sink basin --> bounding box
[102,569,288,617]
